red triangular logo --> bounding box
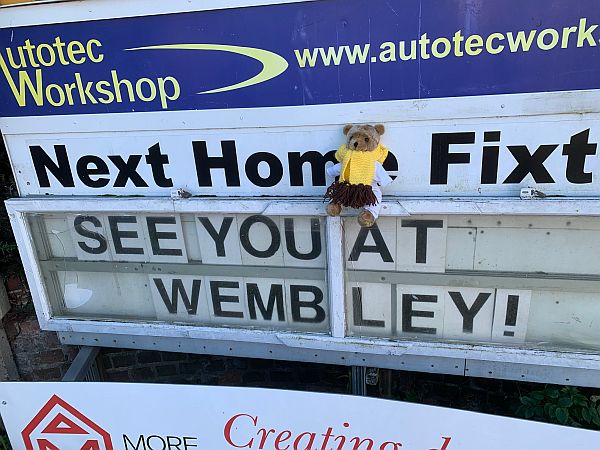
[81,440,102,450]
[36,439,60,450]
[42,413,88,435]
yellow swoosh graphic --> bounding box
[126,44,288,94]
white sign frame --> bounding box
[5,91,600,198]
[2,0,600,389]
[7,196,600,387]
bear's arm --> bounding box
[375,162,393,187]
[326,163,341,177]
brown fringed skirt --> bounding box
[324,181,378,209]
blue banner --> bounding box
[1,0,600,117]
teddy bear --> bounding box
[324,123,392,227]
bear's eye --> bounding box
[365,137,370,142]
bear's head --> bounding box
[343,123,385,152]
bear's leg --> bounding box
[326,203,342,216]
[358,184,381,227]
[358,209,375,227]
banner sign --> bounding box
[1,383,598,450]
[7,116,600,197]
[1,0,600,117]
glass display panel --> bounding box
[29,212,329,333]
[344,215,600,352]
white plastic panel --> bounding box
[527,290,600,351]
[445,227,476,270]
[474,227,600,274]
[346,282,393,338]
[54,271,156,319]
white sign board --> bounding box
[4,0,600,385]
[8,199,600,359]
[5,115,600,197]
[0,383,598,450]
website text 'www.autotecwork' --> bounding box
[293,18,598,68]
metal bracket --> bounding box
[62,346,101,382]
[351,366,367,396]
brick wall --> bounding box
[385,368,521,416]
[100,347,527,416]
[4,313,78,381]
[101,348,351,393]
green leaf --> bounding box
[556,407,569,425]
[544,403,553,416]
[548,404,558,419]
[574,394,588,407]
[571,408,584,423]
[0,435,11,450]
[582,407,591,423]
[530,391,545,401]
[534,405,544,417]
[558,397,573,408]
[563,387,578,396]
[521,396,538,406]
[524,406,535,419]
[515,405,528,418]
[545,388,560,399]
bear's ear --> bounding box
[374,124,385,135]
[343,124,353,135]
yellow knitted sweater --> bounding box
[335,144,389,185]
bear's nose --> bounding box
[353,142,358,148]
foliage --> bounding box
[0,142,23,279]
[514,386,600,429]
[0,433,12,450]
